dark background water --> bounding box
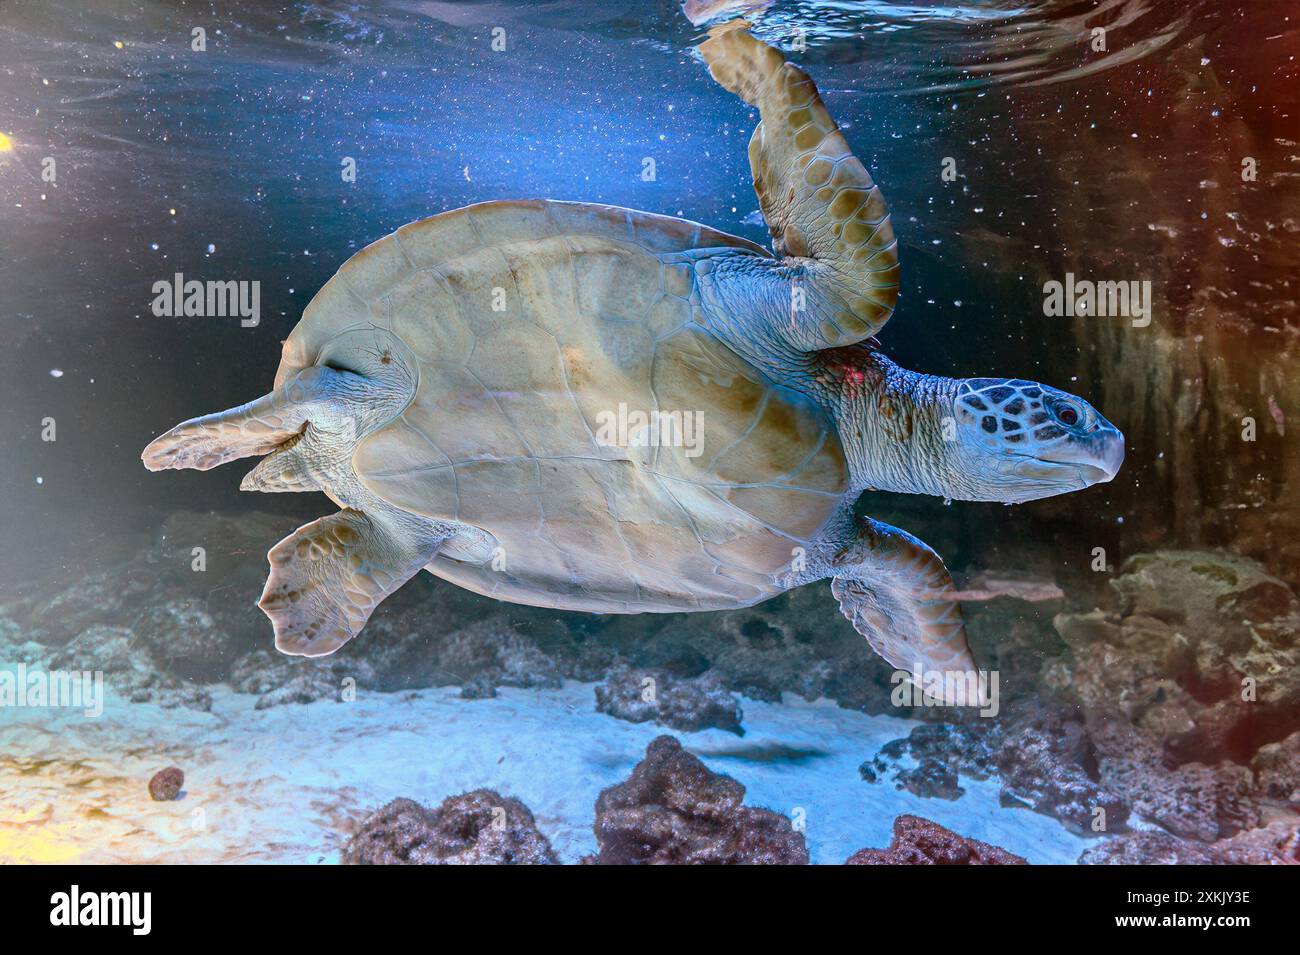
[1,0,1290,590]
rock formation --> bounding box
[594,664,743,734]
[846,815,1026,865]
[341,791,558,865]
[586,735,807,864]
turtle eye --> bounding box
[1046,395,1089,430]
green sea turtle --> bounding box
[142,23,1123,697]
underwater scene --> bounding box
[1,0,1298,872]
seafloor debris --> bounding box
[594,663,743,734]
[148,767,184,802]
[341,791,559,865]
[585,735,807,864]
[845,815,1027,865]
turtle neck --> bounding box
[806,343,974,500]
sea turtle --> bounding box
[142,23,1123,699]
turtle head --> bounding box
[951,378,1124,503]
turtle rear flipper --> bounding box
[260,509,446,657]
[699,21,899,345]
[141,366,363,473]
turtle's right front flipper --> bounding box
[829,517,985,707]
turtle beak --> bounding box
[1018,425,1125,489]
[1095,428,1125,483]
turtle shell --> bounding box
[278,200,848,612]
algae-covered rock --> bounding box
[846,815,1026,865]
[594,664,743,734]
[586,735,807,864]
[342,791,558,865]
[1112,550,1298,637]
[1052,550,1300,767]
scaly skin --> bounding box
[698,250,974,501]
[806,344,966,500]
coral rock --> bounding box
[148,766,185,801]
[866,702,1128,834]
[1089,716,1261,841]
[229,650,372,709]
[587,735,807,864]
[1252,731,1300,803]
[595,664,743,734]
[846,815,1027,865]
[894,759,964,801]
[1078,831,1226,865]
[1080,818,1300,865]
[342,791,558,865]
[51,625,212,711]
[1213,816,1300,865]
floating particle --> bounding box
[49,368,63,377]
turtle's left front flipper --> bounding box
[698,21,899,351]
[830,518,984,707]
[259,509,445,657]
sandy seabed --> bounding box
[0,680,1099,864]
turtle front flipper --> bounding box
[259,509,446,657]
[698,21,898,346]
[829,518,984,706]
